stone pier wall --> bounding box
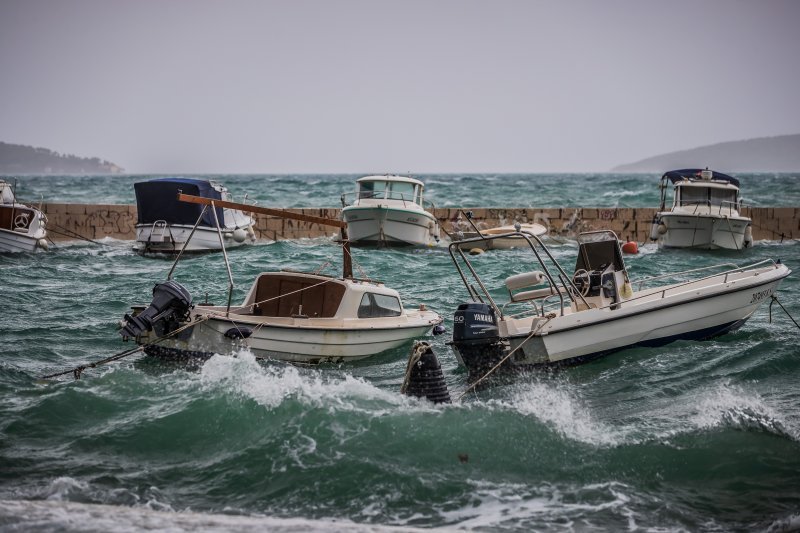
[41,204,797,243]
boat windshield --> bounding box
[388,182,419,204]
[576,236,625,273]
[358,181,387,199]
[357,293,402,318]
[710,188,737,206]
[678,186,737,207]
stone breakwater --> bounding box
[41,204,797,243]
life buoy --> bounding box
[13,213,29,229]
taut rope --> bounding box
[40,316,211,381]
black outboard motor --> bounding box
[120,280,193,339]
[450,302,508,378]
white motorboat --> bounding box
[340,175,440,247]
[0,179,48,253]
[454,222,548,251]
[133,178,256,254]
[445,229,790,379]
[120,194,443,364]
[650,168,753,250]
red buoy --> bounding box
[621,241,639,254]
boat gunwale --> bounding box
[503,265,789,338]
[189,307,444,332]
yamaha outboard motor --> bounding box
[450,302,508,379]
[120,280,193,339]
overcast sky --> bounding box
[1,0,798,173]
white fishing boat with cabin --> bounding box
[120,193,443,364]
[445,229,790,379]
[0,179,48,253]
[650,168,753,250]
[133,178,256,254]
[340,175,440,247]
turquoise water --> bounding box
[2,175,800,531]
[7,172,800,207]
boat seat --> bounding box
[505,271,562,302]
[511,287,559,302]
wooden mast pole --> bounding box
[176,193,354,278]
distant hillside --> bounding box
[612,134,800,173]
[0,142,124,174]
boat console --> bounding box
[572,231,631,311]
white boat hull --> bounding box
[342,206,438,247]
[657,213,751,250]
[508,265,788,365]
[137,309,441,364]
[0,228,42,253]
[134,224,255,254]
[453,262,789,376]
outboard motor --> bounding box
[120,280,193,339]
[401,341,450,404]
[450,302,508,378]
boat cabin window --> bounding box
[677,186,737,207]
[388,181,419,204]
[710,188,737,207]
[358,181,387,200]
[357,293,402,318]
[678,187,708,206]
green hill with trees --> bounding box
[0,142,124,174]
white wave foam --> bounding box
[767,513,800,533]
[42,477,89,501]
[0,499,434,533]
[501,381,624,446]
[689,382,797,439]
[199,350,435,415]
[435,480,638,530]
[30,477,174,512]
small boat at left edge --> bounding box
[0,179,48,253]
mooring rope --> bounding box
[455,313,555,402]
[48,222,113,247]
[40,316,211,381]
[769,295,800,330]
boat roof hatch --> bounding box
[575,231,626,273]
[357,175,425,187]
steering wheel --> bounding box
[572,268,591,297]
[13,213,29,229]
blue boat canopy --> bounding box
[662,169,740,188]
[134,178,224,227]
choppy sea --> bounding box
[2,173,800,532]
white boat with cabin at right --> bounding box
[650,168,753,250]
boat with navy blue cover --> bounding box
[650,168,753,250]
[133,178,256,254]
